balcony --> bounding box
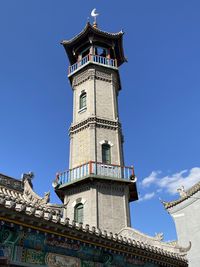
[56,161,135,186]
[68,54,118,76]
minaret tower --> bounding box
[55,14,138,234]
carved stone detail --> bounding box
[96,183,125,193]
[175,241,192,256]
[96,70,111,81]
[154,232,164,241]
[67,186,90,196]
[23,179,50,205]
[177,186,187,198]
[72,69,93,87]
[69,117,122,136]
[71,67,118,87]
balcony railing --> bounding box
[68,54,117,76]
[56,161,135,186]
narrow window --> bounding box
[102,144,111,164]
[74,203,83,223]
[80,92,87,109]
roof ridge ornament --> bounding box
[21,171,34,188]
[91,8,99,28]
[177,185,187,198]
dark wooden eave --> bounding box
[61,22,127,66]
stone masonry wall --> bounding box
[64,181,130,234]
[97,181,131,233]
[69,66,123,169]
[169,190,200,267]
[96,127,122,165]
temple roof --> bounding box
[0,173,62,213]
[163,180,200,209]
[61,22,127,66]
[118,227,191,257]
[0,174,188,265]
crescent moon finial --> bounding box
[91,8,99,28]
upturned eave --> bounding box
[61,22,127,67]
[162,180,200,209]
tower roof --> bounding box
[61,22,127,66]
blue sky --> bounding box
[0,1,200,241]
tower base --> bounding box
[56,176,137,234]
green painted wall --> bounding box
[0,222,158,267]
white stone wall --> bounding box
[72,68,118,124]
[97,182,130,233]
[169,190,200,267]
[64,184,98,227]
[70,125,123,168]
[70,128,90,167]
[95,79,114,120]
[73,79,95,124]
[96,127,122,165]
[64,181,130,234]
[69,66,123,169]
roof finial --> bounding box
[91,8,99,28]
[177,185,187,198]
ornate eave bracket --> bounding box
[175,241,192,257]
[22,174,50,206]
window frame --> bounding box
[102,143,111,164]
[74,203,84,223]
[79,91,87,111]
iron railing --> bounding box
[56,161,135,186]
[68,55,117,76]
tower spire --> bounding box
[91,8,99,28]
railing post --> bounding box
[131,165,135,176]
[89,161,92,174]
[57,162,135,185]
[69,54,118,76]
[107,48,111,59]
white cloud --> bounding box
[156,188,163,193]
[141,171,160,187]
[139,192,155,202]
[141,167,200,195]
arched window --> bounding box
[102,144,111,164]
[79,92,87,109]
[74,203,83,223]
